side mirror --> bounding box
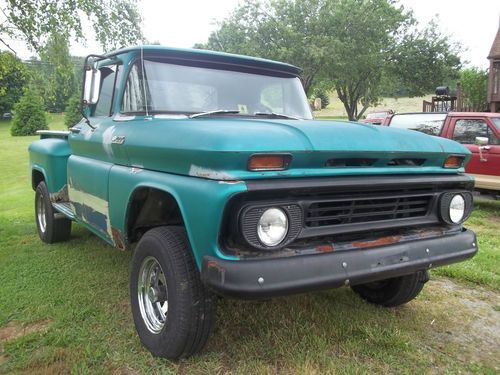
[83,68,101,105]
[475,136,488,146]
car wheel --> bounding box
[35,181,72,243]
[130,226,216,359]
[351,270,429,307]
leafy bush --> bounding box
[64,93,82,128]
[10,87,48,136]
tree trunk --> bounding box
[345,103,356,121]
[357,101,370,120]
[337,86,358,121]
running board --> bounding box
[52,202,75,220]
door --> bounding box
[449,117,500,190]
[68,63,124,240]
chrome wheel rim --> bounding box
[137,256,168,334]
[36,193,46,233]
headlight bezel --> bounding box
[239,203,302,250]
[439,192,473,225]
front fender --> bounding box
[108,165,247,269]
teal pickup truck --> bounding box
[29,46,477,359]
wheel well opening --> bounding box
[32,170,44,190]
[127,187,185,244]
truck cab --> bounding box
[29,46,477,359]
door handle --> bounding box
[69,126,81,134]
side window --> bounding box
[122,63,146,113]
[94,66,118,117]
[453,119,499,145]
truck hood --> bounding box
[122,117,471,180]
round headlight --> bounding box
[449,194,465,223]
[257,208,288,246]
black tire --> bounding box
[130,226,216,359]
[351,270,429,307]
[35,181,72,243]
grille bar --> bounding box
[303,192,434,202]
[305,207,429,222]
[307,199,430,213]
[305,194,432,227]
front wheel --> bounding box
[351,270,429,307]
[35,181,71,243]
[130,226,216,359]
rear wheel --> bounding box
[35,181,71,243]
[351,271,429,307]
[130,226,216,359]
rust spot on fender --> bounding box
[188,164,236,180]
[111,227,127,251]
[352,235,402,249]
[316,244,334,253]
[207,260,226,285]
[49,184,69,203]
[207,260,224,270]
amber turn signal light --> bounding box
[248,154,291,171]
[443,155,464,168]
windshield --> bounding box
[121,60,313,119]
[389,113,447,135]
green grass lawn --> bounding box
[0,116,499,374]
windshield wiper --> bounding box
[254,112,301,120]
[189,109,240,119]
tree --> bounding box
[23,58,52,111]
[320,0,409,120]
[198,0,330,95]
[64,93,83,128]
[459,68,488,112]
[21,39,85,113]
[10,86,48,136]
[40,34,77,112]
[0,0,143,52]
[0,51,27,114]
[200,0,462,121]
[385,20,462,98]
[315,2,461,120]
